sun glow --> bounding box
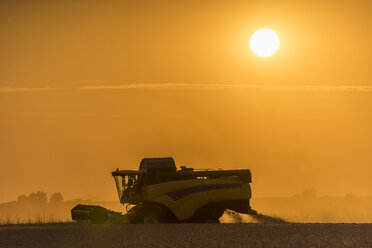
[250,29,279,57]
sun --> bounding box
[250,29,279,57]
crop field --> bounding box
[0,223,371,248]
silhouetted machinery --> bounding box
[71,157,256,223]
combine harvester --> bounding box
[71,157,257,223]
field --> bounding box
[0,223,371,248]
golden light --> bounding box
[250,29,279,57]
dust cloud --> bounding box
[225,210,244,223]
[224,210,288,224]
[251,213,288,224]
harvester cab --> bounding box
[113,157,177,204]
[113,170,143,204]
[72,157,257,224]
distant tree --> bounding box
[28,191,48,205]
[49,192,64,204]
[292,193,301,198]
[301,188,317,198]
[345,193,357,199]
[17,194,27,204]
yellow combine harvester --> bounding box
[71,157,257,223]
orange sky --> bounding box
[1,0,372,202]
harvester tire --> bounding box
[191,205,224,223]
[141,204,169,224]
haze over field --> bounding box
[1,0,372,203]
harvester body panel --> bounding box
[146,179,210,220]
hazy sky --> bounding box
[1,0,372,202]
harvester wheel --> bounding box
[143,212,160,224]
[141,204,169,224]
[192,206,224,223]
